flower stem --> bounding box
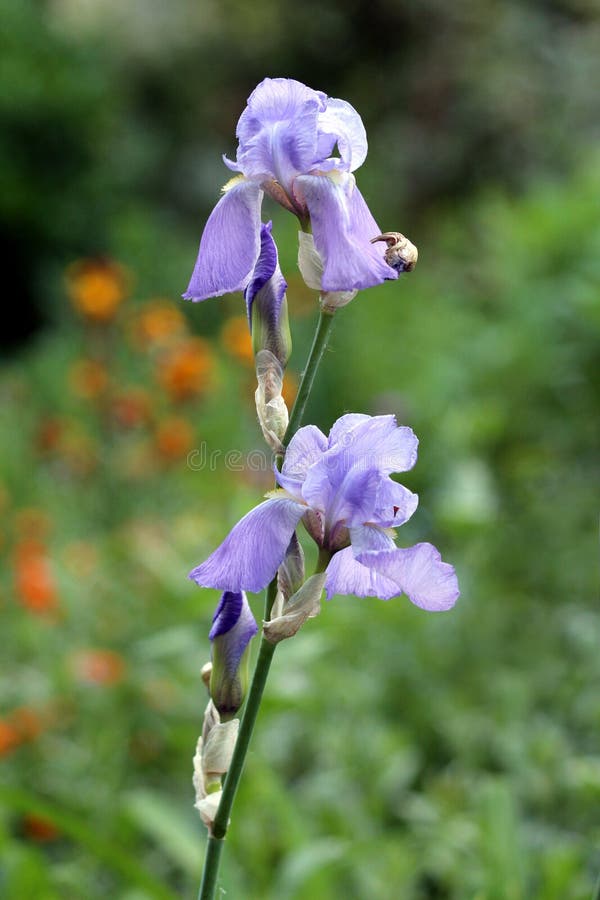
[197,305,337,899]
[283,307,336,447]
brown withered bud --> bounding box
[371,232,418,273]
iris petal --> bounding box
[358,543,460,611]
[294,174,396,291]
[183,180,263,302]
[325,547,400,600]
[317,97,368,172]
[189,498,305,593]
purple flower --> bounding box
[184,77,397,302]
[190,415,459,612]
[209,591,258,717]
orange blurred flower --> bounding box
[0,707,45,758]
[13,538,59,616]
[111,386,153,429]
[22,814,60,843]
[70,648,126,686]
[35,417,65,455]
[282,370,298,408]
[157,337,214,402]
[133,300,187,348]
[155,416,195,462]
[0,719,20,756]
[220,315,253,366]
[69,359,110,399]
[66,258,129,323]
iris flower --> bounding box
[190,414,459,612]
[184,77,398,302]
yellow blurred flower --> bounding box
[66,258,129,323]
[220,315,254,366]
[133,299,188,348]
[157,336,214,402]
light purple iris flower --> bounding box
[184,77,397,302]
[190,415,459,612]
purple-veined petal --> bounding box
[358,543,460,611]
[325,547,400,600]
[244,221,287,328]
[372,479,419,527]
[276,424,328,496]
[349,523,397,555]
[325,466,381,528]
[183,180,263,301]
[189,497,305,593]
[234,79,326,193]
[324,415,418,476]
[327,413,371,448]
[294,174,397,291]
[316,97,368,172]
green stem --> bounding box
[198,594,277,899]
[283,307,336,447]
[198,306,337,899]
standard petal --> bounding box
[325,415,418,476]
[235,78,326,191]
[327,413,371,448]
[372,479,419,527]
[189,498,305,593]
[183,180,263,302]
[317,97,368,172]
[294,174,397,291]
[358,543,460,611]
[325,467,381,528]
[276,424,328,496]
[325,547,400,600]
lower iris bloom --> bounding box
[190,414,459,612]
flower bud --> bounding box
[297,232,358,311]
[209,591,258,719]
[263,572,326,644]
[246,222,291,367]
[370,232,418,273]
[277,532,305,602]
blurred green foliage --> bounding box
[1,0,599,898]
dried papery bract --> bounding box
[370,232,418,273]
[254,350,289,453]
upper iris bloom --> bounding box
[184,78,398,302]
[190,414,459,612]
